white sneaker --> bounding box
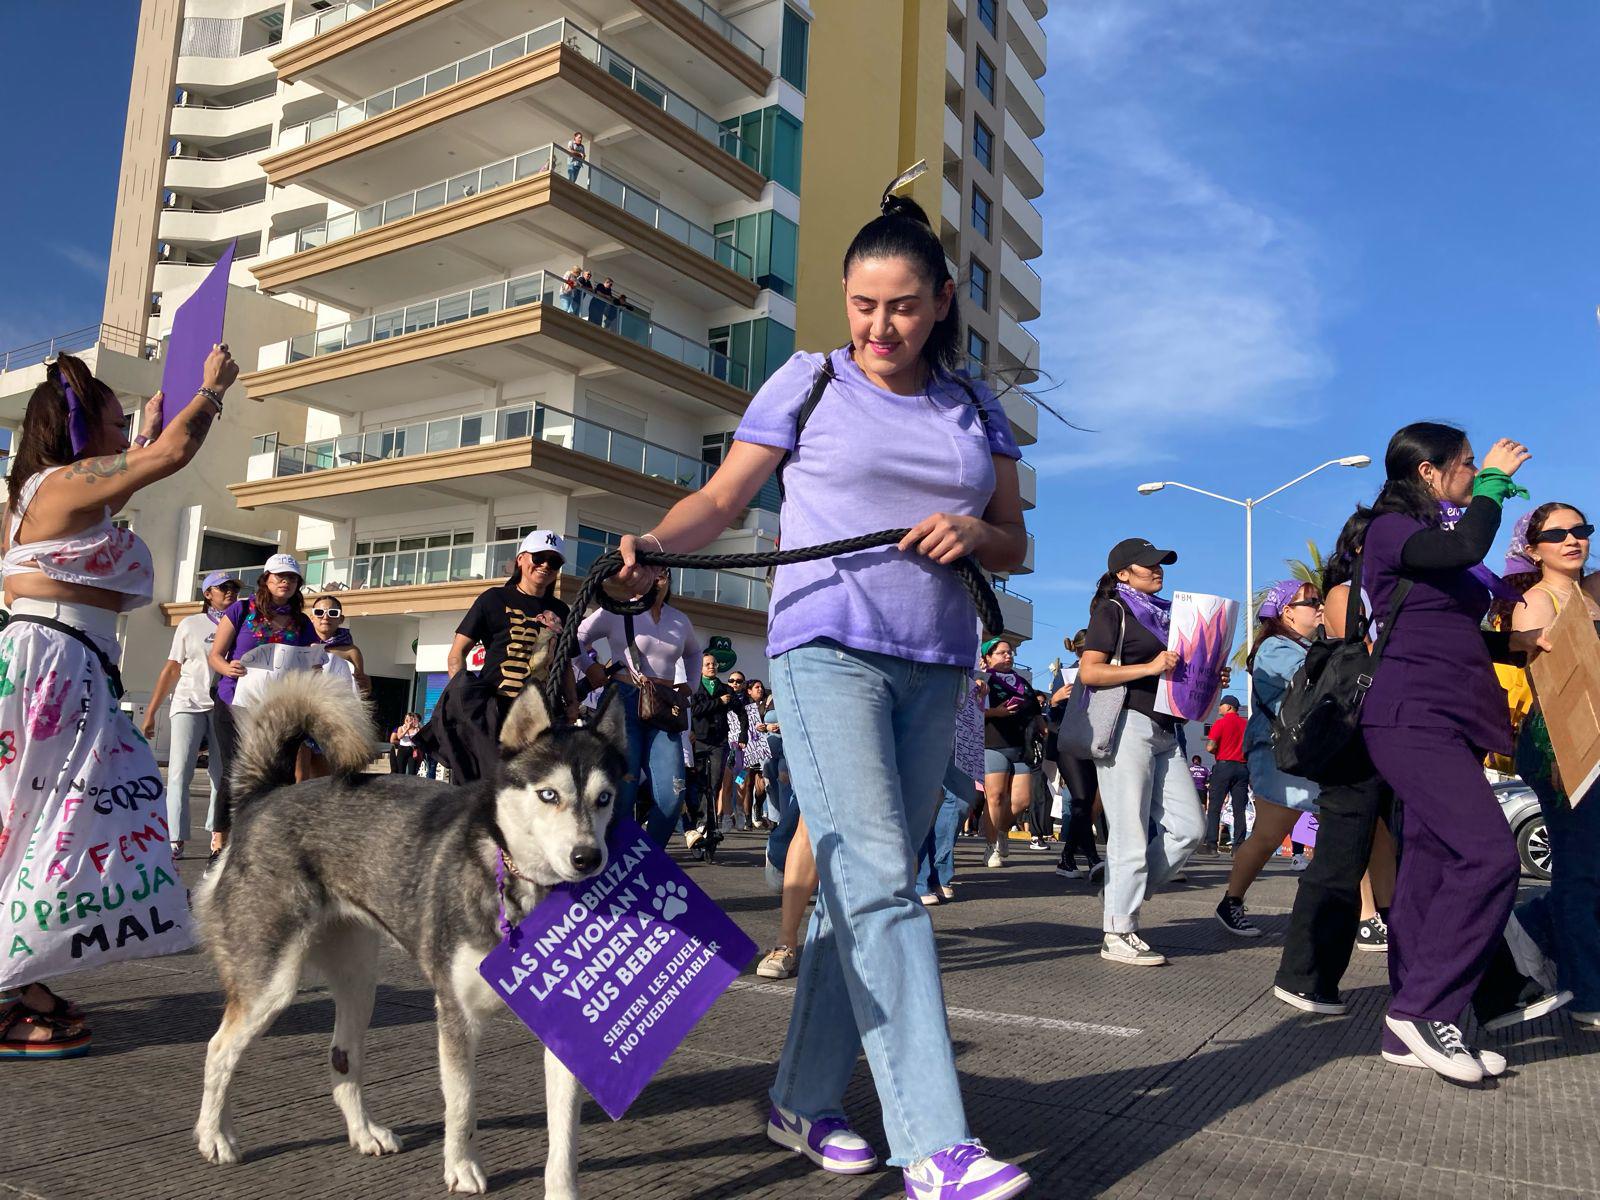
[903,1142,1030,1200]
[1571,1011,1600,1030]
[1383,1015,1483,1083]
[684,828,704,851]
[1290,854,1308,871]
[986,845,1005,869]
[1100,932,1166,966]
[1384,1047,1506,1077]
[920,893,941,907]
[940,885,956,901]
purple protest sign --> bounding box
[1156,591,1240,721]
[1291,811,1318,848]
[160,242,235,428]
[479,817,757,1120]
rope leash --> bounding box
[542,529,1005,719]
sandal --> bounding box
[6,982,85,1022]
[1,1001,91,1059]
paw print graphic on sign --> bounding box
[653,881,689,922]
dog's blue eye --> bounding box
[595,791,613,809]
[537,788,559,805]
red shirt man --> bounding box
[1202,695,1249,853]
[1207,700,1247,763]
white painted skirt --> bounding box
[0,611,193,989]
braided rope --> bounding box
[543,529,1005,719]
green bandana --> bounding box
[1472,467,1530,506]
[701,676,719,696]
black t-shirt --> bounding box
[984,670,1041,749]
[456,584,571,700]
[1084,597,1175,729]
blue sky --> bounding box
[1025,1,1600,655]
[5,3,1598,663]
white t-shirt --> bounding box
[168,612,220,714]
[577,605,702,682]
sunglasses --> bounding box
[526,555,563,569]
[312,607,344,619]
[1285,598,1323,610]
[1532,524,1594,544]
[728,678,746,685]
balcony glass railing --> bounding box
[276,143,753,278]
[308,0,398,37]
[260,400,714,492]
[672,0,764,66]
[274,269,748,390]
[197,534,769,611]
[278,17,749,165]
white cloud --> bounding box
[1031,1,1491,477]
[53,242,107,279]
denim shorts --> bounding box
[984,745,1032,777]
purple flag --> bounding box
[478,818,757,1120]
[160,242,235,428]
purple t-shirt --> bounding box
[735,349,1021,666]
[216,598,318,705]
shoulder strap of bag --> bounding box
[776,348,845,501]
[1352,551,1413,688]
[7,613,124,698]
[622,612,646,680]
[1112,598,1128,666]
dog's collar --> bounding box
[500,850,534,884]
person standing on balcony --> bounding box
[588,276,615,327]
[141,569,240,861]
[566,131,586,183]
[0,344,235,1058]
[559,265,586,317]
[419,530,571,785]
[609,181,1031,1197]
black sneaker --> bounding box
[1087,861,1106,890]
[1273,985,1346,1015]
[1384,1015,1484,1082]
[1356,914,1389,953]
[1197,842,1218,858]
[1481,986,1573,1033]
[1215,896,1262,938]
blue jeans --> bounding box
[168,708,220,840]
[763,735,796,872]
[618,684,688,848]
[1513,727,1600,1012]
[917,759,972,895]
[560,290,583,316]
[769,641,968,1166]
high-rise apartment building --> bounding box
[19,0,813,733]
[794,0,1044,646]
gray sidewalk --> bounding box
[4,830,1595,1199]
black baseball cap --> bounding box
[1107,538,1178,573]
[1219,694,1242,709]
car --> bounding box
[1494,779,1551,880]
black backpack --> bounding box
[1269,554,1411,783]
[776,348,992,498]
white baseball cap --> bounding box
[517,530,565,562]
[264,552,303,577]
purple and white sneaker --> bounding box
[903,1142,1030,1199]
[766,1103,879,1175]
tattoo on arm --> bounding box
[63,452,130,483]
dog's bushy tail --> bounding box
[231,672,375,804]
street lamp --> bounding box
[1135,455,1372,711]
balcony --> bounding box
[0,324,159,419]
[1016,458,1036,510]
[170,92,280,142]
[1007,0,1047,77]
[1004,47,1044,140]
[1000,388,1038,447]
[942,177,961,239]
[164,147,269,194]
[265,17,764,208]
[945,31,964,96]
[943,105,963,163]
[158,199,269,246]
[241,269,752,418]
[1000,240,1042,322]
[174,533,769,633]
[999,311,1040,385]
[995,585,1035,642]
[277,0,769,107]
[228,399,737,522]
[253,143,757,311]
[1003,112,1044,200]
[1002,182,1043,258]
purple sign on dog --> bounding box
[479,817,757,1120]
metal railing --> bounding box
[304,0,399,38]
[197,533,770,610]
[272,269,748,390]
[276,142,752,277]
[168,146,270,162]
[672,0,765,66]
[256,400,714,493]
[1,324,158,374]
[277,17,749,165]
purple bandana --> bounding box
[1439,501,1521,602]
[1503,511,1538,577]
[1116,582,1172,641]
[1257,579,1305,620]
[62,381,91,457]
[320,627,354,648]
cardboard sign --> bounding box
[1156,592,1240,721]
[230,642,331,708]
[1291,810,1319,848]
[479,818,757,1119]
[159,243,235,428]
[1527,598,1600,805]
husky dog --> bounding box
[193,669,626,1197]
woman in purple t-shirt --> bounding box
[613,184,1030,1196]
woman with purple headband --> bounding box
[0,345,235,1060]
[1213,579,1325,940]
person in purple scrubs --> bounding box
[1352,422,1551,1084]
[612,183,1031,1196]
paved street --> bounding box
[5,821,1595,1200]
